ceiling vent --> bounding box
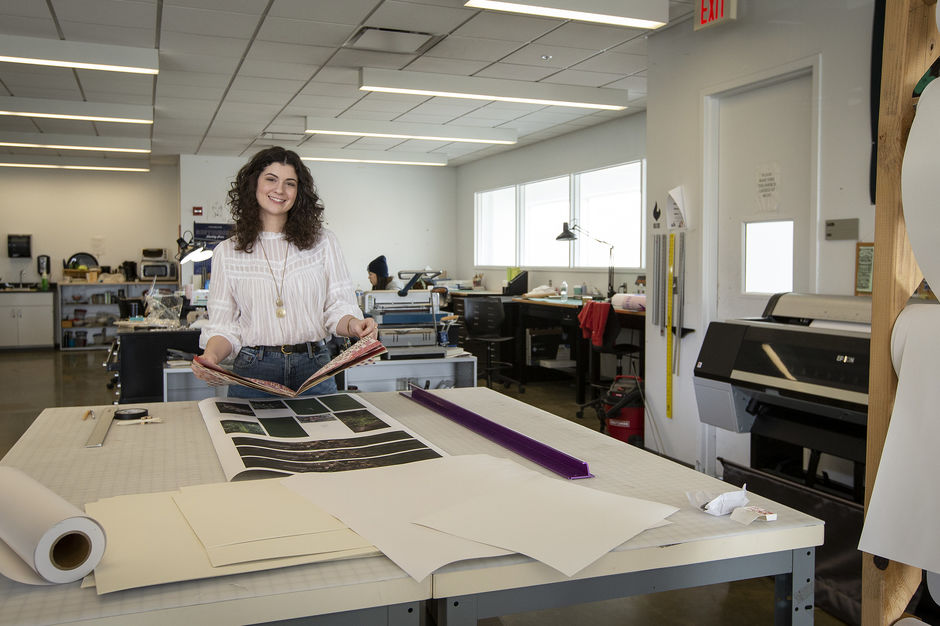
[345,27,440,55]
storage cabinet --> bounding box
[0,291,54,348]
[57,282,178,350]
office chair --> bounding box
[576,302,641,429]
[463,297,523,392]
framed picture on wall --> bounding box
[855,242,874,295]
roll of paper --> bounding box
[858,304,940,574]
[0,467,106,585]
[611,293,646,311]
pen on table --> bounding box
[82,409,95,421]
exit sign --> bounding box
[694,0,736,30]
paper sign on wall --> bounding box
[756,163,780,213]
[666,185,689,230]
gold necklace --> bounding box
[258,238,289,318]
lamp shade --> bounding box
[556,222,576,241]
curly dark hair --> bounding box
[228,146,324,252]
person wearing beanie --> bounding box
[368,255,402,290]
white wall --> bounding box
[0,164,179,285]
[179,155,457,290]
[645,1,875,467]
[455,113,647,291]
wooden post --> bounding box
[863,1,936,623]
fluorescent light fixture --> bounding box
[360,68,628,110]
[0,34,158,74]
[0,154,149,172]
[0,132,150,154]
[465,0,667,28]
[299,148,447,167]
[305,117,517,145]
[0,97,153,125]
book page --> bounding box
[192,338,387,398]
[198,393,447,481]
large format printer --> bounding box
[693,292,871,623]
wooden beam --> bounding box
[863,1,936,623]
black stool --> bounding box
[463,297,523,392]
[576,305,640,428]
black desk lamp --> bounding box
[556,222,615,300]
[176,233,213,265]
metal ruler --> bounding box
[666,233,675,419]
[85,408,115,447]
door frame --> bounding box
[698,55,822,476]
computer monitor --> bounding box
[503,270,528,296]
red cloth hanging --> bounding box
[577,301,610,348]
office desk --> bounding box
[0,389,821,625]
[512,298,645,403]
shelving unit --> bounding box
[57,281,178,350]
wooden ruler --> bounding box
[666,233,675,418]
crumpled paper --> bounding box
[686,484,748,516]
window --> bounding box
[744,220,793,293]
[474,161,646,269]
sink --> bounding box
[1,283,41,292]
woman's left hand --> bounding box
[347,316,378,339]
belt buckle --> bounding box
[280,344,292,355]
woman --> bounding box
[367,255,402,290]
[193,146,376,397]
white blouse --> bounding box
[199,229,362,355]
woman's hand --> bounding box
[192,336,233,385]
[344,315,377,340]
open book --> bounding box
[192,338,387,398]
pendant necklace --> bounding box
[259,238,289,318]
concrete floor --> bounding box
[0,348,849,626]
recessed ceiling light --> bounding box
[0,34,158,74]
[360,68,628,111]
[465,0,667,28]
[299,148,447,167]
[305,117,517,145]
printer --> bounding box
[693,292,871,623]
[363,290,447,359]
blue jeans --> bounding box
[228,343,337,399]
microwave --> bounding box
[138,260,178,281]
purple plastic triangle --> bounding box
[402,386,593,480]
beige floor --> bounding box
[0,348,848,626]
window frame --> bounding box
[474,160,647,271]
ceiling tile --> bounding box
[152,134,202,155]
[534,22,641,50]
[59,21,155,47]
[53,0,156,29]
[75,71,153,96]
[343,98,417,115]
[501,43,597,69]
[310,67,361,85]
[298,82,363,98]
[603,75,647,94]
[612,35,648,56]
[452,12,560,42]
[405,56,488,75]
[160,31,248,57]
[287,93,360,111]
[302,134,357,148]
[572,51,646,75]
[256,17,354,47]
[265,115,306,133]
[157,70,230,88]
[159,51,241,75]
[0,16,58,38]
[541,69,627,88]
[163,0,268,14]
[226,87,298,105]
[474,62,556,81]
[424,34,520,62]
[268,0,378,25]
[246,40,334,65]
[393,112,457,124]
[364,0,475,34]
[335,108,400,121]
[161,5,260,38]
[157,82,226,101]
[328,48,415,69]
[156,117,212,135]
[238,59,316,81]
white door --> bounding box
[716,71,814,321]
[18,304,54,346]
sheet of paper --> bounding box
[858,304,940,574]
[413,472,678,577]
[172,480,372,567]
[283,455,527,581]
[86,490,378,594]
[173,480,347,547]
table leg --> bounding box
[775,547,815,625]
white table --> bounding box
[0,389,823,625]
[341,355,477,392]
